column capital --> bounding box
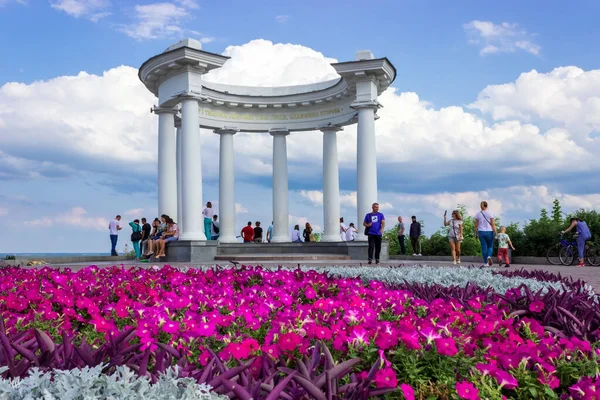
[269,128,290,137]
[214,127,239,135]
[319,124,344,133]
[350,101,381,110]
[152,106,179,115]
[174,90,206,102]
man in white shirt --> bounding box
[108,215,122,256]
[345,223,357,241]
[339,217,348,241]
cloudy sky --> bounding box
[1,0,599,253]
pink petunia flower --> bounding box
[400,383,415,400]
[456,381,479,400]
[279,332,302,352]
[435,338,459,356]
[493,370,518,390]
[374,367,398,388]
[528,300,544,313]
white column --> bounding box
[354,103,379,241]
[270,129,290,243]
[176,123,183,230]
[321,126,342,242]
[154,107,178,219]
[179,96,206,241]
[215,128,238,243]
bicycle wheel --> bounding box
[586,245,599,266]
[559,245,576,266]
[546,245,562,265]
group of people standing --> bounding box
[392,201,516,267]
[109,214,179,260]
[395,215,423,256]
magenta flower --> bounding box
[456,381,479,400]
[304,286,317,299]
[528,300,544,313]
[435,338,459,356]
[400,333,421,350]
[493,370,518,390]
[374,367,398,388]
[278,332,302,352]
[162,320,179,334]
[225,342,251,360]
[476,363,497,376]
[400,383,415,400]
[375,332,398,350]
[420,326,442,344]
[537,371,560,389]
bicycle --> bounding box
[546,234,575,265]
[556,234,597,266]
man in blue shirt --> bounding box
[363,203,385,264]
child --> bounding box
[496,226,516,268]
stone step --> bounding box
[214,253,351,261]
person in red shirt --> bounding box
[241,221,254,243]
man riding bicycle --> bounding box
[562,218,592,267]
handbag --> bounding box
[131,228,142,242]
[364,213,371,236]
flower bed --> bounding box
[0,265,598,399]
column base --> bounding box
[355,234,368,242]
[321,234,342,242]
[271,236,290,243]
[218,235,238,244]
[179,232,207,241]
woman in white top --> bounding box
[444,210,463,265]
[202,202,214,240]
[474,201,496,266]
[339,217,348,242]
[291,225,302,242]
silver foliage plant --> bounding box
[0,365,227,400]
[193,264,564,294]
[308,265,564,294]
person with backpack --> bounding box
[562,217,592,267]
[128,219,143,260]
[211,215,220,241]
[475,201,496,266]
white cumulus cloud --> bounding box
[25,207,109,231]
[469,66,600,140]
[203,39,339,87]
[50,0,111,22]
[464,20,540,56]
[120,2,190,40]
[2,39,599,218]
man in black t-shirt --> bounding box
[254,221,263,243]
[141,218,152,254]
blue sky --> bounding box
[1,0,600,253]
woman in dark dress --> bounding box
[303,222,313,242]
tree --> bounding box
[552,199,563,225]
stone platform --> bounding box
[214,253,351,261]
[165,240,389,263]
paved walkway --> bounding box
[33,258,600,292]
